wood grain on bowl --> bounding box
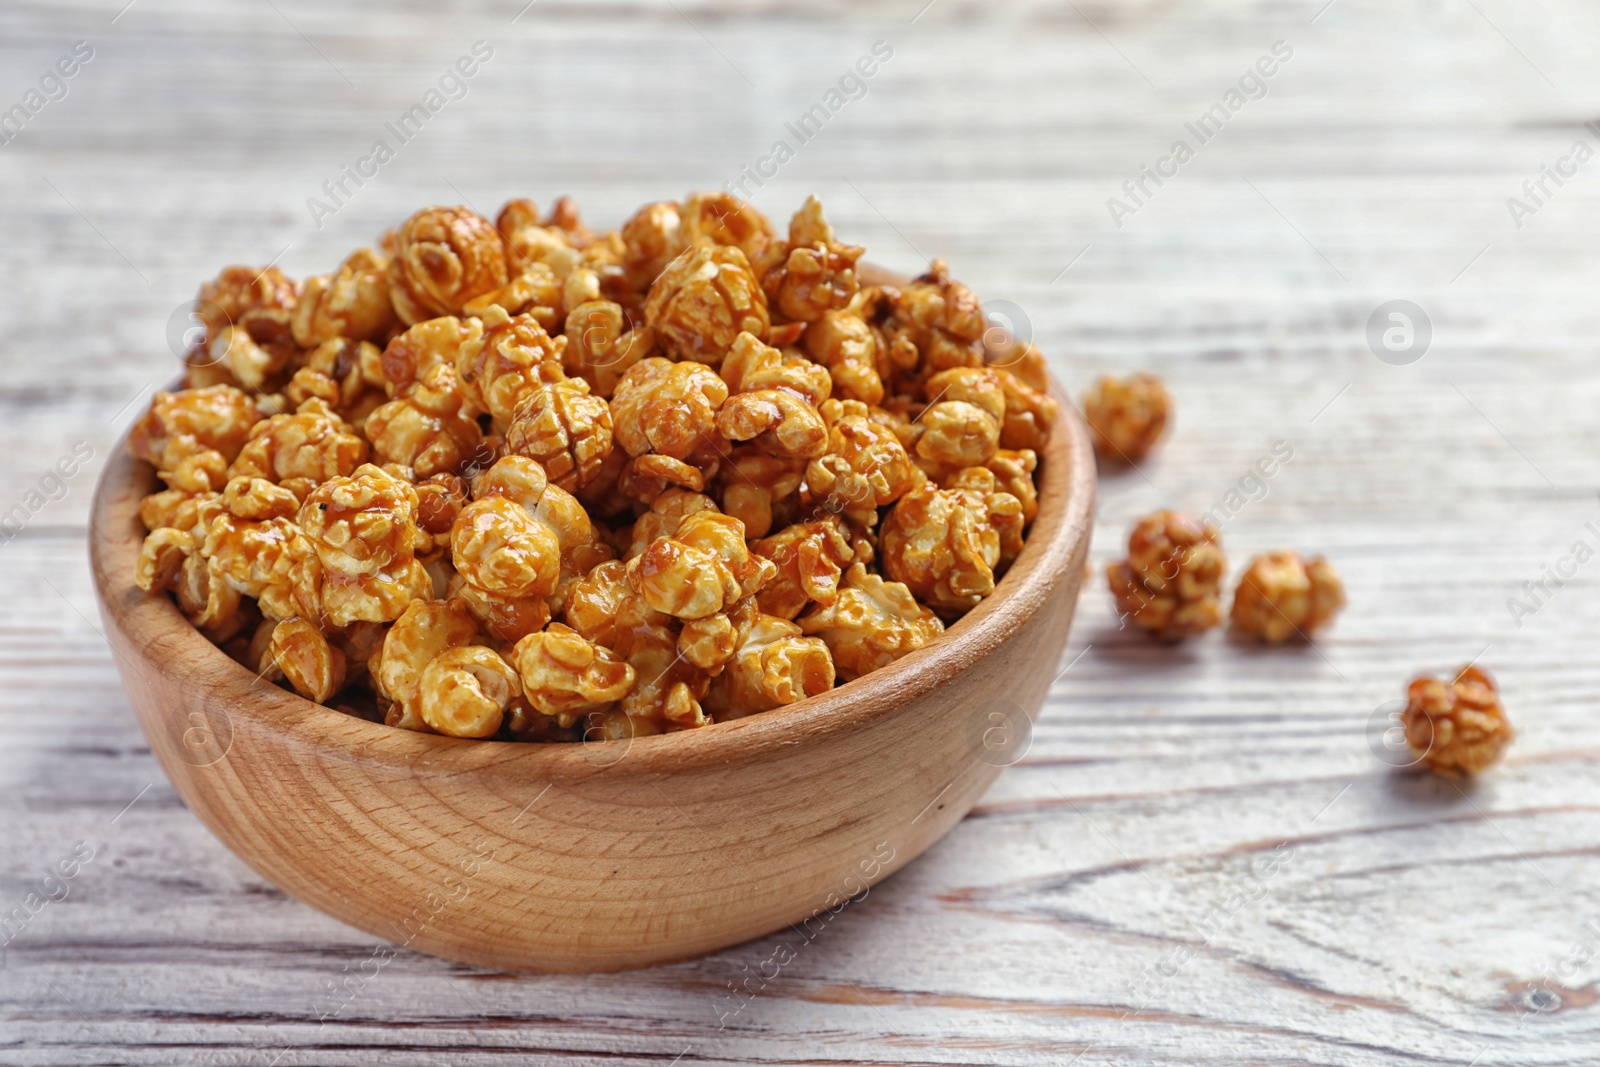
[87,283,1095,974]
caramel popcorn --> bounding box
[195,265,300,344]
[455,304,568,425]
[716,332,831,459]
[881,482,1022,615]
[644,239,769,364]
[1402,665,1514,776]
[292,248,397,347]
[704,602,835,719]
[1230,551,1346,644]
[363,363,483,478]
[798,564,944,680]
[130,192,1058,742]
[504,379,613,491]
[388,206,509,324]
[1107,510,1225,641]
[1083,372,1170,463]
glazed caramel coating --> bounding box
[805,398,922,522]
[716,332,831,459]
[455,305,568,425]
[504,379,614,491]
[380,315,484,397]
[1083,372,1170,463]
[717,445,806,541]
[363,363,483,479]
[132,194,1057,739]
[704,601,835,720]
[267,618,347,703]
[195,265,300,345]
[750,517,855,620]
[1401,665,1514,776]
[512,623,636,724]
[419,645,522,738]
[292,248,397,347]
[130,385,261,493]
[763,196,863,323]
[804,308,885,405]
[1106,510,1226,642]
[1230,551,1346,644]
[626,511,775,621]
[880,482,1022,615]
[228,398,369,490]
[798,563,944,681]
[644,239,769,364]
[388,206,509,324]
[376,598,480,729]
[611,357,729,462]
[563,299,656,398]
[451,495,561,601]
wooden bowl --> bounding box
[88,323,1095,975]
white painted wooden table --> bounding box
[4,0,1600,1062]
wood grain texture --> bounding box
[84,355,1092,973]
[4,0,1600,1062]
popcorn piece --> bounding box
[463,261,565,331]
[750,516,855,619]
[1402,665,1514,776]
[644,239,769,364]
[208,325,294,391]
[415,473,471,549]
[419,645,522,738]
[388,206,510,324]
[620,200,687,291]
[497,198,582,279]
[1083,372,1170,463]
[265,618,347,703]
[1107,510,1226,641]
[805,307,885,405]
[716,332,830,459]
[611,356,729,465]
[563,299,656,397]
[135,527,197,594]
[704,602,835,719]
[877,259,986,385]
[375,598,480,731]
[624,489,720,559]
[626,511,775,620]
[996,367,1058,452]
[917,366,1006,469]
[717,445,805,540]
[806,399,923,523]
[195,265,300,346]
[504,378,614,491]
[763,196,863,322]
[380,315,484,397]
[1230,551,1346,644]
[881,482,1023,615]
[455,304,568,425]
[512,623,636,724]
[451,495,561,601]
[292,248,397,346]
[176,552,243,633]
[363,362,483,478]
[130,385,262,492]
[296,463,430,625]
[798,563,944,681]
[679,192,776,264]
[228,398,369,493]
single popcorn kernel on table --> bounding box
[1401,665,1514,776]
[127,192,1058,741]
[1107,510,1226,641]
[1082,372,1171,463]
[1230,551,1346,644]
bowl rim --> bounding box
[89,314,1095,785]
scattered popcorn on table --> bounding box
[130,194,1055,740]
[1401,665,1513,776]
[1230,550,1345,643]
[1083,372,1170,463]
[1107,510,1226,641]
